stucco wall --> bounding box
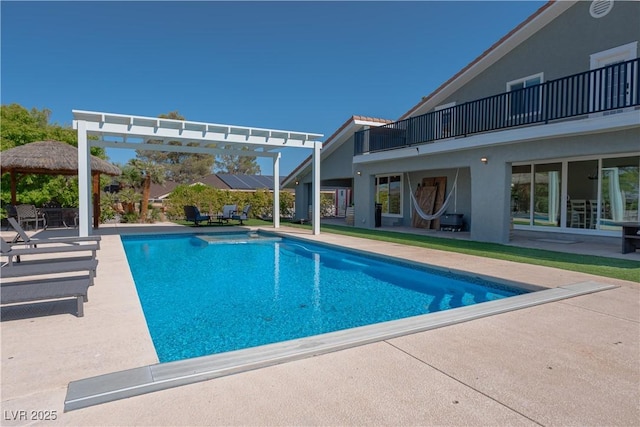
[353,126,639,242]
[431,1,640,109]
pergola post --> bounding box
[273,153,281,229]
[312,141,321,235]
[77,120,92,237]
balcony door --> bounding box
[590,42,638,113]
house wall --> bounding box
[293,135,356,220]
[354,126,638,242]
[430,1,640,110]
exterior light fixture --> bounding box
[294,180,299,185]
[481,157,488,164]
[356,171,362,175]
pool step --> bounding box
[195,234,282,245]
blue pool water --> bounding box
[122,233,528,363]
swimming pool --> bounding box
[122,232,528,363]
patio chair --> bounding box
[569,199,587,228]
[217,204,238,224]
[232,205,251,225]
[183,205,211,226]
[15,204,46,230]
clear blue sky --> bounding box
[1,1,545,176]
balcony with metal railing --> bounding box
[355,58,640,155]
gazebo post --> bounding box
[92,173,100,229]
[10,171,17,205]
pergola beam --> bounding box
[73,110,323,236]
[92,140,279,158]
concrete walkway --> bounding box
[1,223,638,426]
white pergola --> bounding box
[72,110,323,236]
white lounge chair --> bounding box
[232,205,251,225]
[217,204,237,223]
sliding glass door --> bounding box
[600,156,639,229]
[513,155,639,233]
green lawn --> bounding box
[176,219,640,282]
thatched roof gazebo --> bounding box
[1,140,121,227]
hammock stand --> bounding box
[407,169,459,221]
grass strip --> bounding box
[292,222,640,283]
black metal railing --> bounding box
[355,58,639,155]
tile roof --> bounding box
[284,115,393,183]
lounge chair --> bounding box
[183,205,211,226]
[1,257,96,317]
[0,238,100,284]
[7,217,101,247]
[232,205,251,225]
[4,205,18,231]
[1,236,99,317]
[217,204,237,224]
[2,256,99,286]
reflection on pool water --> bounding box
[122,232,528,363]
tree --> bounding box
[135,111,215,183]
[214,147,261,174]
[118,159,165,221]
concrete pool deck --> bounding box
[1,223,638,426]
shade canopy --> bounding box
[1,140,121,176]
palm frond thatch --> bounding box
[1,140,121,176]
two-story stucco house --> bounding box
[287,0,639,244]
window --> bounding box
[513,156,639,232]
[511,165,532,226]
[600,156,640,228]
[375,174,402,216]
[507,73,543,120]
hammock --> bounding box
[407,169,459,221]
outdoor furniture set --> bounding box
[183,204,251,226]
[4,203,79,231]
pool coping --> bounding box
[64,280,615,412]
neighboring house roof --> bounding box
[191,174,231,190]
[282,115,393,186]
[217,174,284,191]
[399,0,565,120]
[148,181,179,200]
[190,173,283,191]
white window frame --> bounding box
[506,72,544,120]
[589,42,638,115]
[375,173,403,217]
